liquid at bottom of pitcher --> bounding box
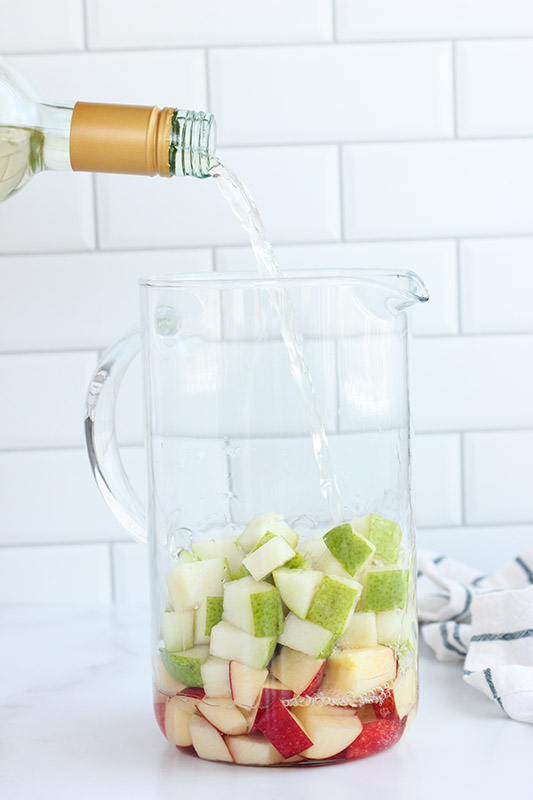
[153,511,418,766]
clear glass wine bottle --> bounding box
[0,55,216,203]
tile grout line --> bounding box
[330,0,338,42]
[337,144,346,241]
[451,40,459,137]
[456,239,463,333]
[81,0,90,50]
[109,542,117,603]
[92,174,101,250]
[204,48,212,110]
[2,232,533,261]
[7,35,533,57]
[459,432,467,526]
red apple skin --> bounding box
[259,684,294,708]
[176,687,206,701]
[154,702,167,738]
[257,698,313,759]
[372,688,399,721]
[301,662,325,696]
[343,717,406,760]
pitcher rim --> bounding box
[139,268,429,305]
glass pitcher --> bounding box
[85,268,427,766]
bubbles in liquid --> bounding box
[155,306,180,338]
[166,524,193,560]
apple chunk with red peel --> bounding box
[258,676,294,707]
[229,661,268,708]
[165,696,195,747]
[154,701,167,737]
[188,715,234,762]
[172,686,205,714]
[224,733,285,765]
[343,717,406,760]
[270,647,325,696]
[196,697,248,735]
[299,713,363,760]
[257,697,313,758]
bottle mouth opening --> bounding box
[169,109,216,179]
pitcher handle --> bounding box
[84,324,147,544]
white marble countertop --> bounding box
[0,604,530,800]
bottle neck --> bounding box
[68,102,215,179]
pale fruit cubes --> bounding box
[156,512,416,766]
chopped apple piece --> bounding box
[197,697,248,735]
[165,696,194,747]
[321,645,397,697]
[392,666,418,719]
[229,661,268,708]
[270,647,325,695]
[172,686,205,714]
[344,717,406,760]
[224,733,285,765]
[301,714,362,760]
[188,715,233,762]
[157,655,186,696]
[256,698,313,758]
[200,656,231,698]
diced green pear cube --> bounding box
[222,576,283,637]
[336,612,378,649]
[278,612,338,659]
[210,620,277,669]
[376,608,414,646]
[363,569,409,613]
[242,535,296,581]
[194,596,224,644]
[160,645,209,688]
[272,567,323,619]
[306,575,362,637]
[161,610,194,652]
[165,557,227,610]
[236,513,298,552]
[353,514,402,565]
[192,535,245,573]
[323,524,375,577]
[229,563,251,581]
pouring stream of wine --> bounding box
[209,159,343,525]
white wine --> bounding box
[0,56,215,202]
[0,126,44,202]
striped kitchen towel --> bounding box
[417,548,533,723]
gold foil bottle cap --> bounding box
[69,102,174,177]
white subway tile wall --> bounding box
[1,0,532,604]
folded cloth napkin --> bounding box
[417,548,533,723]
